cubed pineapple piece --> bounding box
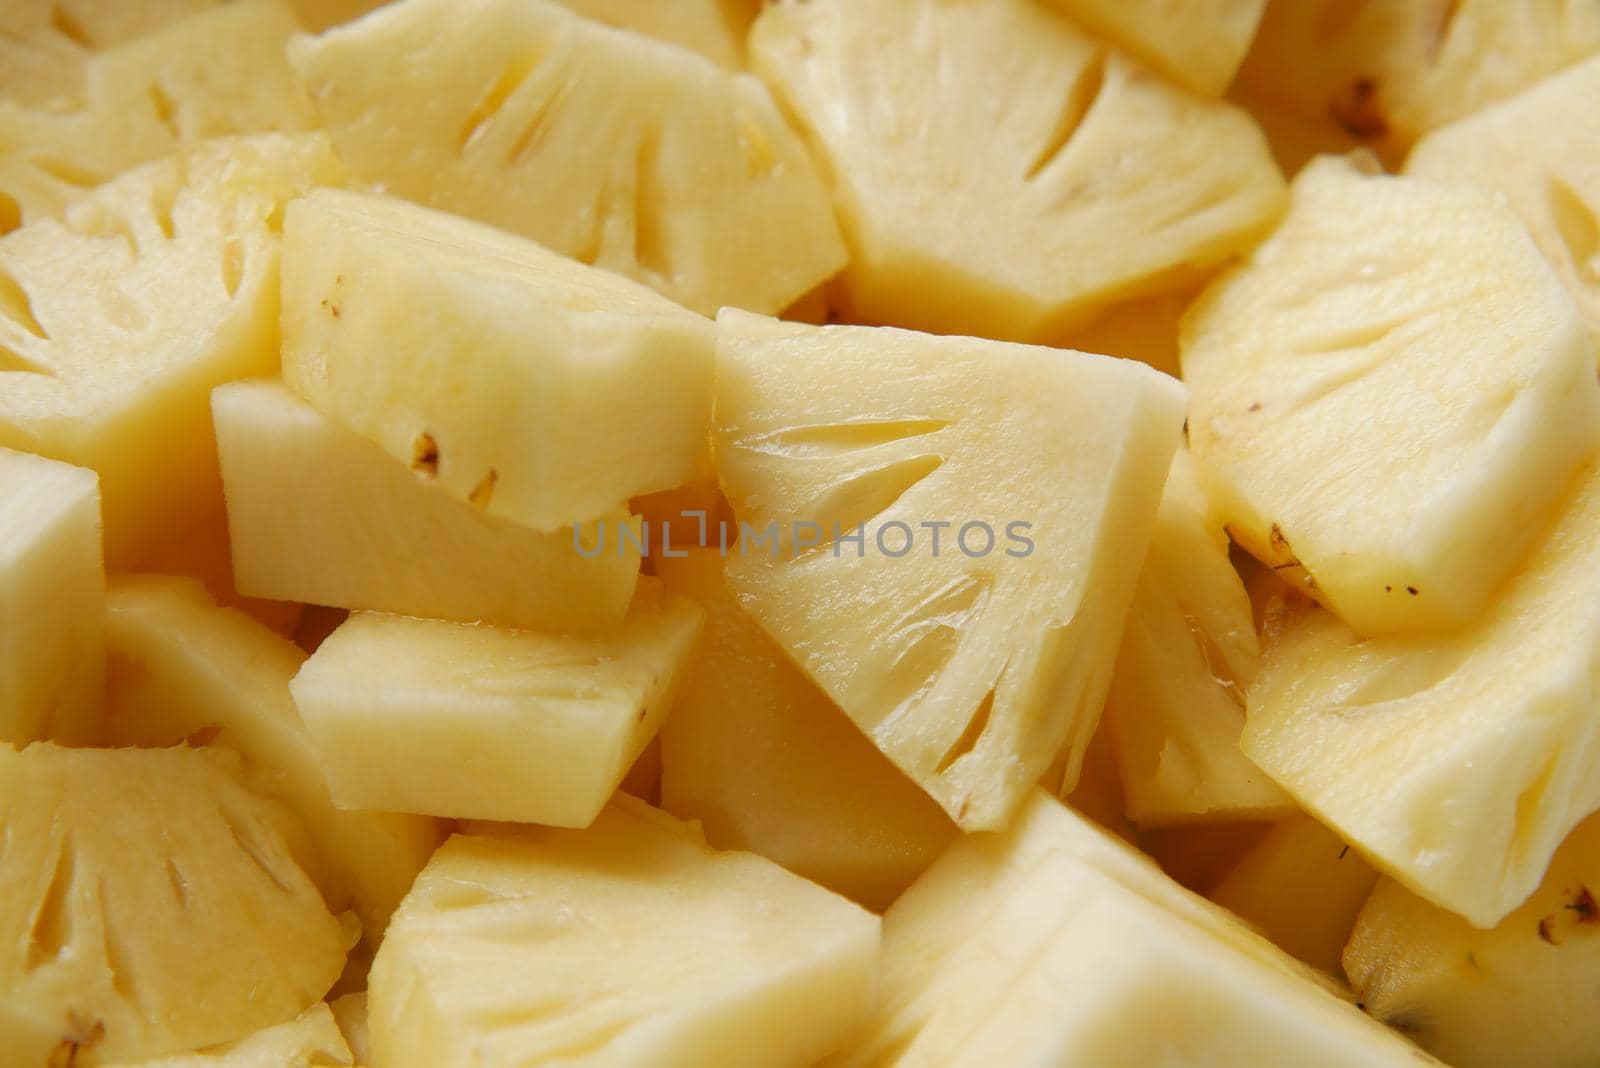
[0,448,102,744]
[1210,815,1379,975]
[1036,0,1265,95]
[714,310,1186,829]
[1103,450,1293,825]
[1406,55,1600,338]
[1239,0,1600,150]
[1184,155,1600,635]
[281,188,714,533]
[1345,810,1600,1068]
[837,791,1428,1067]
[138,503,302,638]
[102,575,443,942]
[749,0,1285,342]
[369,797,880,1068]
[657,547,955,910]
[0,132,342,566]
[1243,461,1600,926]
[290,585,705,826]
[553,0,756,69]
[112,1004,354,1067]
[214,380,639,634]
[289,0,844,316]
[0,744,350,1064]
[0,0,315,227]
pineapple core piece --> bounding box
[290,584,705,827]
[214,379,640,635]
[114,1003,354,1067]
[713,310,1187,830]
[1345,810,1600,1068]
[281,188,715,534]
[0,448,103,744]
[1184,155,1600,635]
[1244,460,1600,927]
[289,0,844,316]
[749,0,1286,342]
[1035,0,1266,96]
[0,132,343,567]
[368,797,880,1068]
[0,744,349,1065]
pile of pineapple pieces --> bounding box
[3,0,1600,1063]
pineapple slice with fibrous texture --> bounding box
[0,743,350,1065]
[0,448,102,744]
[656,547,955,911]
[713,310,1186,830]
[1102,450,1293,825]
[1243,460,1600,927]
[1184,155,1600,636]
[553,0,757,69]
[281,188,714,534]
[1345,810,1600,1068]
[102,575,443,944]
[215,379,640,634]
[369,797,880,1068]
[1035,0,1266,96]
[1406,54,1600,340]
[749,0,1286,343]
[111,1003,354,1067]
[0,132,343,567]
[288,583,705,827]
[289,0,844,317]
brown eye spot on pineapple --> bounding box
[468,469,498,508]
[412,432,440,477]
[1329,78,1388,141]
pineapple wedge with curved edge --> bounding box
[714,310,1187,830]
[1243,460,1600,927]
[0,448,102,744]
[1103,450,1293,825]
[111,1004,353,1067]
[1036,0,1266,96]
[102,574,443,944]
[0,743,350,1065]
[289,0,844,316]
[1183,155,1600,635]
[749,0,1285,343]
[554,0,757,69]
[369,797,880,1068]
[1345,810,1600,1068]
[282,188,714,534]
[1406,54,1600,338]
[0,132,343,567]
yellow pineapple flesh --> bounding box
[1036,0,1266,96]
[111,1004,354,1067]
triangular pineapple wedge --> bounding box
[552,0,756,69]
[289,0,844,316]
[113,1004,353,1067]
[1183,155,1600,635]
[1243,460,1600,927]
[0,743,350,1065]
[714,310,1187,829]
[0,132,343,566]
[281,188,714,534]
[749,0,1285,342]
[369,797,879,1067]
[1036,0,1266,96]
[1406,54,1600,338]
[1345,810,1600,1068]
[0,448,103,744]
[1102,450,1293,825]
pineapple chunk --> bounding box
[112,1004,354,1067]
[1102,450,1293,825]
[0,132,342,566]
[749,0,1285,342]
[139,503,303,638]
[0,744,349,1064]
[1243,460,1600,927]
[713,310,1187,829]
[0,0,315,227]
[0,448,102,744]
[1,0,217,49]
[1210,815,1379,975]
[289,0,844,316]
[214,380,640,634]
[289,585,705,826]
[1036,0,1266,96]
[369,798,880,1067]
[1406,55,1600,338]
[553,0,757,69]
[1056,720,1132,841]
[328,993,369,1067]
[1345,810,1600,1068]
[102,575,443,941]
[1184,155,1600,635]
[657,547,955,910]
[281,188,714,533]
